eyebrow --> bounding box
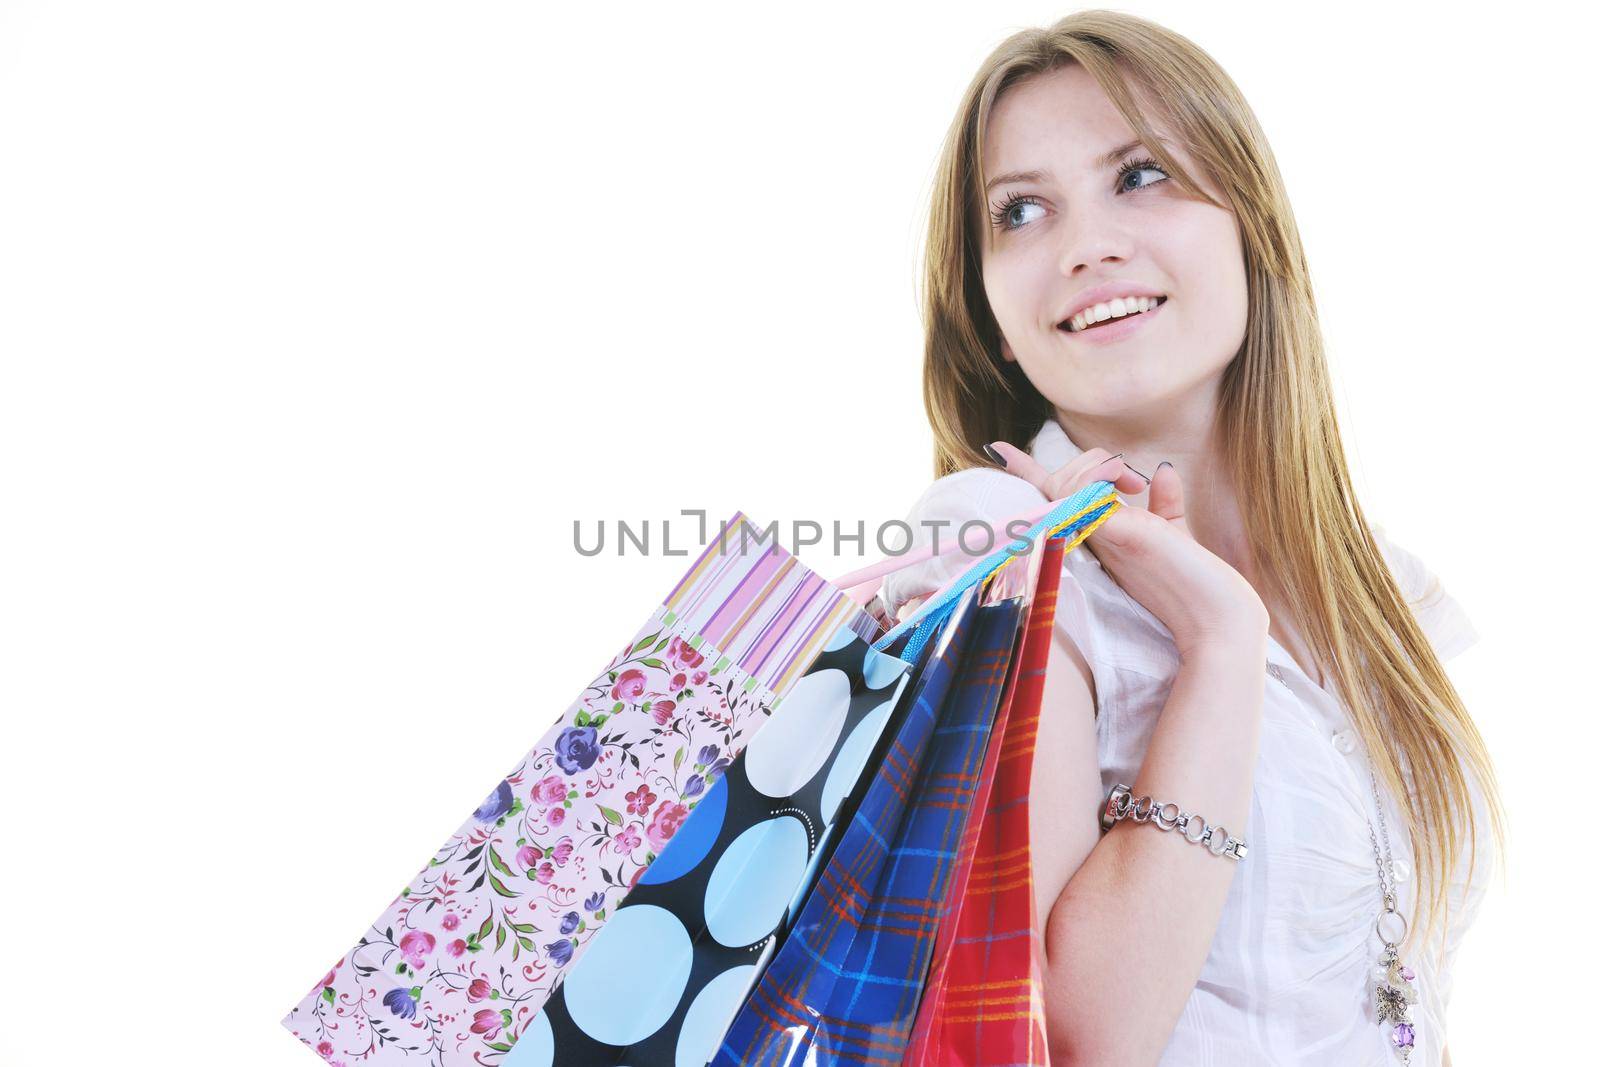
[983,137,1161,194]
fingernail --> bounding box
[982,443,1007,468]
[1156,460,1173,473]
[1104,452,1150,485]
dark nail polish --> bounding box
[1156,460,1173,472]
[982,443,1006,468]
[1123,461,1151,483]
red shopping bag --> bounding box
[903,532,1067,1065]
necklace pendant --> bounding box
[1372,944,1418,1059]
[1389,1021,1416,1061]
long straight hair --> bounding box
[920,9,1505,956]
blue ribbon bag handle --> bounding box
[872,479,1122,662]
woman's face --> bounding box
[980,63,1249,423]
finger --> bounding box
[895,594,929,623]
[988,441,1139,500]
[1146,461,1190,534]
[1082,456,1152,499]
[985,441,1055,495]
[1042,449,1146,500]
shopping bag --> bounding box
[706,584,1016,1064]
[508,611,917,1065]
[711,480,1119,1066]
[283,475,1125,1067]
[904,532,1068,1066]
[281,512,885,1066]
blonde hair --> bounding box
[920,9,1505,957]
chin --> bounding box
[1070,377,1176,416]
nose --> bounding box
[1057,212,1135,276]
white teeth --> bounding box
[1066,295,1162,332]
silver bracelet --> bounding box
[1099,783,1248,861]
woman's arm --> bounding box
[1033,627,1266,1067]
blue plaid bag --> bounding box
[712,586,1025,1065]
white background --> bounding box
[1,2,1593,1063]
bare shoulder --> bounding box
[902,466,1048,526]
[880,468,1048,618]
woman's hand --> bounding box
[988,441,1268,658]
[896,594,930,624]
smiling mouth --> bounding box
[1059,295,1167,333]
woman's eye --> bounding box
[991,195,1045,231]
[990,159,1170,231]
[1117,159,1169,193]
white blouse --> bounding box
[880,416,1492,1067]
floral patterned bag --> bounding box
[282,512,884,1066]
[511,619,917,1066]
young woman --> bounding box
[878,12,1504,1066]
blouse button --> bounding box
[1331,729,1356,754]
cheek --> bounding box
[1164,215,1249,350]
[982,256,1043,330]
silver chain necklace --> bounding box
[1266,651,1420,1058]
[1365,755,1419,1060]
